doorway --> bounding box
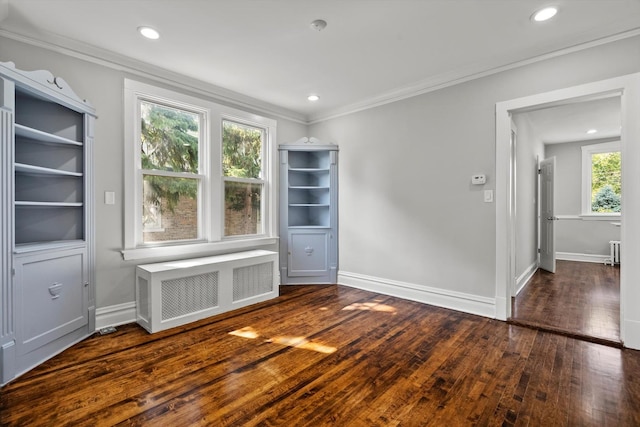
[495,73,640,350]
[508,97,622,344]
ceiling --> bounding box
[0,0,639,123]
[518,96,622,145]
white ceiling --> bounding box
[0,0,639,123]
[518,96,622,145]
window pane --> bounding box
[141,101,199,173]
[224,181,262,236]
[222,121,263,179]
[143,175,199,243]
[591,151,621,213]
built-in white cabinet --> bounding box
[0,61,96,385]
[279,138,338,284]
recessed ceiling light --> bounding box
[587,129,598,134]
[307,94,320,102]
[138,26,160,40]
[532,7,558,22]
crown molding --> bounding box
[0,28,308,124]
[308,28,640,124]
[2,24,638,127]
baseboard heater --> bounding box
[606,240,621,266]
[135,250,279,333]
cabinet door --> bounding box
[15,248,88,355]
[288,231,329,277]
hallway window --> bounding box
[582,141,621,215]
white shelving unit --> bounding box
[279,138,338,284]
[0,61,96,385]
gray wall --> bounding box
[545,140,621,255]
[0,36,307,309]
[309,35,639,299]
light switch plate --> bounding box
[105,191,115,205]
[484,190,494,203]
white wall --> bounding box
[0,35,308,311]
[545,140,621,256]
[309,35,640,314]
[512,114,544,282]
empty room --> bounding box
[1,1,640,425]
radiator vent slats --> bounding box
[161,272,219,321]
[233,262,274,302]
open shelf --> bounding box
[289,187,330,205]
[15,90,84,143]
[288,169,329,187]
[15,163,83,177]
[15,124,83,147]
[288,205,330,227]
[15,205,84,245]
[288,167,329,172]
[15,201,83,207]
[288,150,330,169]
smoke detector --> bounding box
[310,19,327,31]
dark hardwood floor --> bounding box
[2,284,639,426]
[512,260,620,346]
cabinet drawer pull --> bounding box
[304,246,314,255]
[48,282,63,299]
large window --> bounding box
[141,101,202,243]
[582,141,621,216]
[123,80,277,260]
[223,120,265,237]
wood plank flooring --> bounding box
[512,261,620,345]
[2,284,639,426]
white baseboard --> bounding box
[338,271,495,318]
[556,252,608,263]
[95,302,136,331]
[515,261,538,296]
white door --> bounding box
[539,157,556,273]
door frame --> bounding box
[495,73,640,350]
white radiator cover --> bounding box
[135,250,278,333]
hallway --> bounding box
[511,260,620,346]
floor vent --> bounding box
[135,250,278,333]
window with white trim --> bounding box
[222,120,265,237]
[581,140,621,216]
[123,80,277,259]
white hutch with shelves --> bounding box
[279,138,338,284]
[0,61,96,385]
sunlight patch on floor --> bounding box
[228,327,337,354]
[266,336,337,354]
[342,301,397,314]
[228,326,260,339]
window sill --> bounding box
[579,214,621,221]
[121,237,278,261]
